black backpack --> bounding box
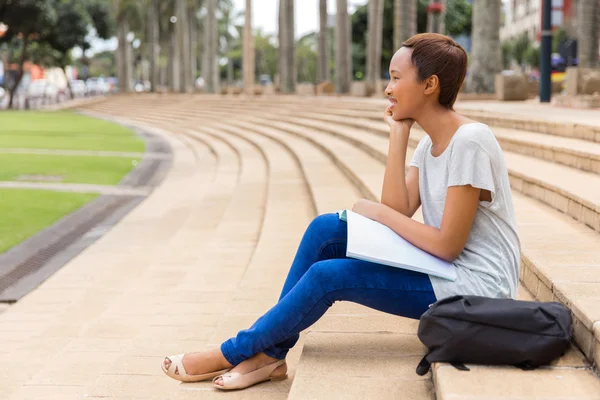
[415,295,573,375]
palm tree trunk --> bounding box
[175,0,191,92]
[318,0,330,83]
[367,0,378,90]
[170,22,180,91]
[467,0,502,93]
[278,0,287,92]
[335,0,350,93]
[366,0,384,88]
[375,0,383,84]
[278,0,295,93]
[243,0,255,94]
[189,7,198,89]
[148,0,159,92]
[287,0,296,92]
[203,0,218,93]
[577,0,599,68]
[397,0,417,46]
[117,18,131,92]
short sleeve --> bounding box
[410,136,430,169]
[447,138,495,195]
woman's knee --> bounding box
[305,213,346,241]
[305,260,343,289]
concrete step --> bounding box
[175,103,598,396]
[128,110,431,397]
[79,97,600,399]
[186,99,600,179]
[91,104,436,398]
[161,95,600,143]
[179,101,600,238]
[92,100,600,365]
[0,124,223,399]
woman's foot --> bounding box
[213,352,287,387]
[162,348,233,377]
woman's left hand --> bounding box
[352,199,383,221]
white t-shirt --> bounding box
[409,123,521,301]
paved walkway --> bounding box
[0,148,166,158]
[0,181,152,195]
[2,95,600,400]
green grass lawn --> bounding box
[0,189,98,253]
[0,110,147,255]
[0,154,140,185]
[0,110,145,152]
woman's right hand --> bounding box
[384,105,414,133]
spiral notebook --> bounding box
[338,209,457,281]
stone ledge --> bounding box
[457,109,600,144]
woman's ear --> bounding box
[423,75,439,95]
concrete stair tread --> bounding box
[275,112,600,229]
[433,362,600,400]
[79,98,600,399]
[290,109,600,169]
[455,101,600,128]
[0,126,228,398]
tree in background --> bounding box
[352,0,472,82]
[466,0,501,93]
[0,0,57,108]
[46,0,113,98]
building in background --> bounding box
[500,0,575,43]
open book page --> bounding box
[339,209,457,281]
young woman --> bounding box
[161,33,521,391]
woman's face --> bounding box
[385,47,426,121]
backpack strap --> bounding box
[450,362,470,371]
[416,355,431,376]
[416,355,471,376]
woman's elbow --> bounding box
[437,245,462,263]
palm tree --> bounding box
[112,0,141,92]
[367,0,384,93]
[203,0,219,93]
[174,0,192,92]
[243,0,255,93]
[395,0,417,49]
[278,0,296,93]
[147,0,159,92]
[318,0,330,83]
[188,0,201,89]
[577,0,599,68]
[466,0,502,93]
[335,0,350,93]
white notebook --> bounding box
[338,209,457,281]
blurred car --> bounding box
[27,80,58,99]
[86,78,109,95]
[69,80,87,97]
[259,74,272,86]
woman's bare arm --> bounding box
[354,185,480,262]
[381,127,421,218]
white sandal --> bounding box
[212,359,287,390]
[161,354,231,383]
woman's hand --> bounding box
[384,105,415,133]
[352,199,384,222]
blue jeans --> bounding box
[220,213,437,366]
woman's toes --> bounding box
[214,377,223,386]
[163,358,171,370]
